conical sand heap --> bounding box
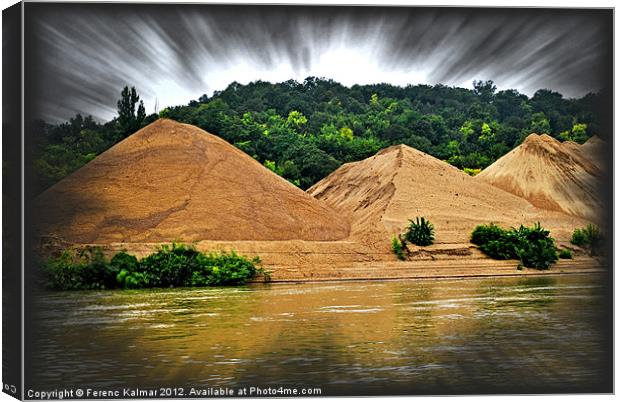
[309,144,584,247]
[477,133,603,222]
[36,119,350,244]
[580,135,606,170]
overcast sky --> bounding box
[26,4,612,122]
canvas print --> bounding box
[2,2,613,399]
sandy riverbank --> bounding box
[33,120,608,285]
[44,238,605,283]
[257,257,606,283]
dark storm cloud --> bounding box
[25,4,611,122]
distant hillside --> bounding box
[33,79,609,193]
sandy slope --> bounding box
[308,144,588,248]
[476,134,604,223]
[580,135,606,170]
[35,119,350,244]
[35,123,602,281]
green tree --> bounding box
[339,127,354,141]
[286,110,308,130]
[530,112,551,134]
[34,78,607,193]
[559,123,589,144]
[117,86,146,137]
[473,80,497,104]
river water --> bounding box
[28,274,611,395]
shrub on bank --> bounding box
[470,222,558,270]
[404,217,435,246]
[391,235,406,260]
[43,243,264,290]
[571,224,602,256]
[390,216,435,260]
[558,249,573,259]
[471,223,506,247]
[45,248,111,291]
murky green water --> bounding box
[28,274,611,395]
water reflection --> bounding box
[29,274,609,394]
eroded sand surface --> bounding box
[36,123,606,281]
[477,134,605,223]
[36,119,350,244]
[309,143,590,247]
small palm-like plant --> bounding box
[404,217,435,246]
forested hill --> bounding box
[33,78,608,193]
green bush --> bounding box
[191,250,262,286]
[571,224,602,256]
[479,237,519,260]
[558,249,573,259]
[44,247,118,290]
[570,228,587,247]
[471,223,505,246]
[139,243,201,287]
[513,223,558,270]
[43,244,263,290]
[116,269,150,289]
[43,250,86,291]
[109,251,139,287]
[404,217,435,246]
[391,235,406,260]
[471,222,558,270]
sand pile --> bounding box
[308,144,583,247]
[36,119,350,244]
[580,135,606,170]
[477,133,603,222]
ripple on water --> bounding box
[29,274,608,393]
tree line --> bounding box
[33,78,607,193]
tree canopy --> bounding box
[33,78,606,194]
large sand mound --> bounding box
[477,134,603,222]
[308,144,584,247]
[36,119,350,243]
[580,135,606,170]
